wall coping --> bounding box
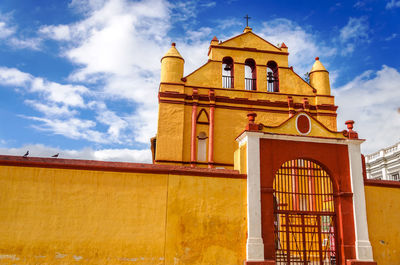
[364,179,400,188]
[0,155,246,179]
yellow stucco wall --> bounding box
[365,185,400,265]
[156,101,185,162]
[0,165,246,265]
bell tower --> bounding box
[153,28,338,168]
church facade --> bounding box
[0,27,399,265]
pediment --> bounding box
[219,31,282,52]
[258,112,347,139]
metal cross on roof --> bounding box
[244,14,251,27]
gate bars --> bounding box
[273,159,337,265]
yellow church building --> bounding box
[0,26,399,265]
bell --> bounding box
[267,72,274,83]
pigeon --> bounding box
[51,153,59,158]
[23,150,29,158]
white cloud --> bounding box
[257,18,336,77]
[8,37,42,50]
[386,0,400,9]
[39,25,71,41]
[0,67,32,86]
[0,67,88,107]
[0,21,15,38]
[26,116,107,143]
[93,148,151,162]
[335,65,400,154]
[0,15,42,50]
[0,144,151,163]
[30,78,88,107]
[24,100,78,116]
[95,105,129,143]
[339,17,369,55]
[340,17,369,42]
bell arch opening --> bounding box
[273,158,337,265]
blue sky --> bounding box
[0,0,399,162]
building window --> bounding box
[267,61,279,92]
[197,132,207,161]
[245,58,256,90]
[391,173,399,181]
[222,57,234,88]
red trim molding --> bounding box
[245,261,275,265]
[346,260,377,265]
[0,155,245,179]
[190,92,198,166]
[208,105,215,168]
[155,159,234,167]
[159,98,337,117]
[159,91,338,112]
[364,179,400,188]
[159,83,335,98]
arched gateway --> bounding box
[273,159,337,264]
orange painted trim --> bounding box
[0,155,244,179]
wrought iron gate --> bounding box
[273,159,337,265]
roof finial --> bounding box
[244,14,251,27]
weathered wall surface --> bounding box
[0,162,246,265]
[364,183,400,265]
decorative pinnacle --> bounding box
[315,57,319,61]
[345,120,355,130]
[171,42,176,47]
[247,112,257,123]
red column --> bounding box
[208,105,214,168]
[190,103,197,167]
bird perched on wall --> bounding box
[51,153,59,158]
[23,151,29,158]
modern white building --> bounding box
[365,141,400,180]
